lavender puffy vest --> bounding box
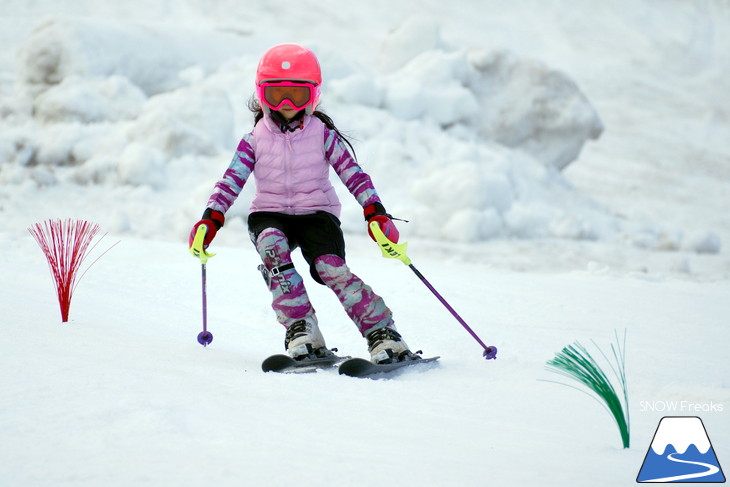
[249,115,342,218]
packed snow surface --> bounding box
[1,1,728,486]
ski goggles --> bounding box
[258,81,316,111]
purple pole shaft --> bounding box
[408,263,497,359]
[196,263,213,346]
[201,263,208,333]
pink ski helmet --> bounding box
[255,44,322,115]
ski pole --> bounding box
[369,222,498,360]
[190,225,215,346]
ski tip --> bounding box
[197,331,213,347]
[261,354,294,372]
[483,346,497,360]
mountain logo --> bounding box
[637,416,725,483]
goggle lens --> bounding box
[262,82,314,110]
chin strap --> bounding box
[271,110,305,133]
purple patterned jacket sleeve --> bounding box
[324,126,380,208]
[206,132,255,213]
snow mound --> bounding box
[378,16,449,74]
[683,230,722,255]
[17,17,249,96]
[1,13,720,257]
[319,21,612,244]
[127,84,235,158]
[376,18,604,170]
[469,49,604,170]
[34,75,146,123]
[349,123,617,243]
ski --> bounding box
[261,350,351,374]
[338,355,440,378]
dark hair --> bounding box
[247,96,357,160]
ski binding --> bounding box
[338,352,440,378]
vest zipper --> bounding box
[284,131,293,212]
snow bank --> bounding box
[468,49,604,170]
[127,84,236,158]
[321,20,611,244]
[17,17,249,96]
[376,18,604,170]
[0,13,721,257]
[34,75,146,123]
[3,16,242,193]
[316,20,612,244]
[354,125,619,243]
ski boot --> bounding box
[366,327,416,364]
[284,317,328,360]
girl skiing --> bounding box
[189,43,414,364]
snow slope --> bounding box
[1,1,729,486]
[2,234,729,486]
